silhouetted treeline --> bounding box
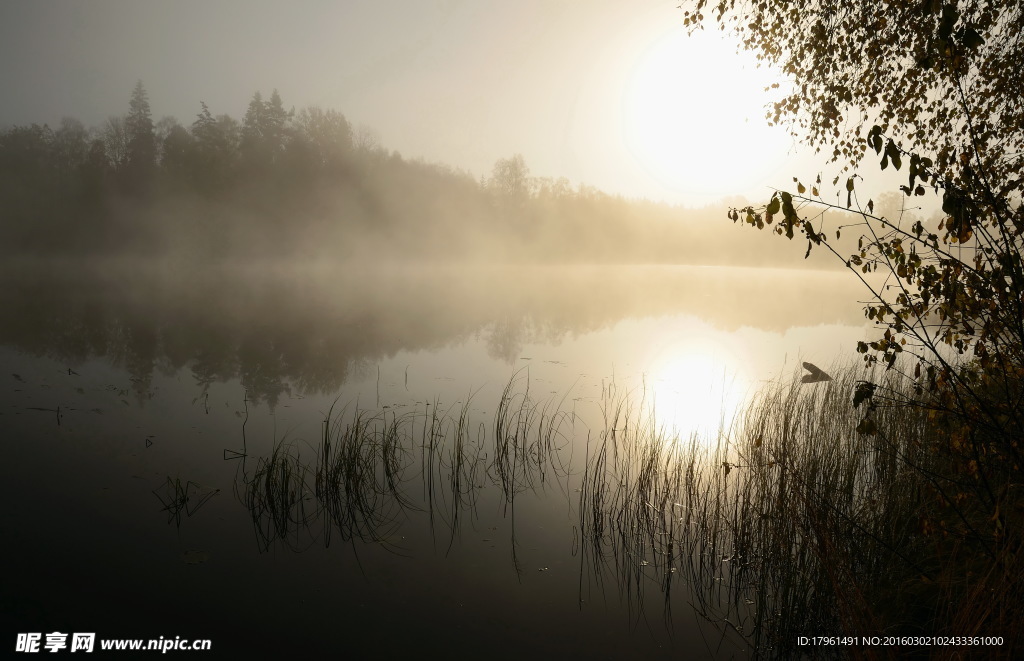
[1,81,845,266]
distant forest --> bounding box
[1,81,851,266]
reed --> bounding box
[232,371,574,555]
[153,476,220,529]
[490,368,573,506]
[316,405,414,549]
[245,438,316,551]
[225,362,1020,657]
[572,362,1020,657]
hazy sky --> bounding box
[0,0,816,206]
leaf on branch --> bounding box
[884,139,902,170]
[868,125,884,154]
[780,191,798,239]
[805,220,821,244]
[853,381,876,408]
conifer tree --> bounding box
[125,80,156,189]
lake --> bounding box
[1,260,870,658]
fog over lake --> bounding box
[0,1,934,657]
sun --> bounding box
[622,26,791,202]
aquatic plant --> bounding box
[153,476,220,529]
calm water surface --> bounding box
[1,261,869,658]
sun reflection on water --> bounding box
[646,339,751,443]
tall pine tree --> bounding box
[264,89,292,162]
[190,102,233,192]
[240,89,293,172]
[125,80,156,191]
[241,91,267,171]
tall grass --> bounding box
[317,405,414,551]
[706,365,928,653]
[492,369,575,504]
[574,363,1019,658]
[226,363,1020,657]
[245,438,317,551]
[576,376,731,627]
[721,364,1021,657]
[231,372,574,557]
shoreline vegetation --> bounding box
[222,364,1018,658]
[675,2,1024,657]
[0,82,871,268]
